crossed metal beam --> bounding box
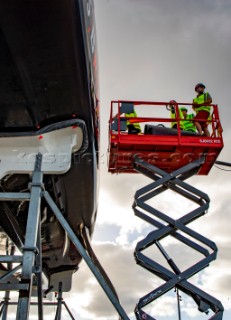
[132,156,224,320]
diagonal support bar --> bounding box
[44,191,130,320]
[16,153,43,320]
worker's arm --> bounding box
[170,106,175,114]
[112,113,118,121]
[168,100,177,113]
[112,112,123,121]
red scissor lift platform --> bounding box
[108,101,223,175]
[108,100,224,320]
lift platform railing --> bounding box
[108,100,223,175]
[109,100,223,141]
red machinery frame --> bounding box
[108,101,223,175]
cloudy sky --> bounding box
[0,1,230,320]
[61,1,231,320]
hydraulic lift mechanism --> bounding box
[132,156,223,320]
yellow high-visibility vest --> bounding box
[125,112,141,132]
[193,92,211,113]
[170,108,184,129]
[183,114,196,132]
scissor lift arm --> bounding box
[132,156,224,320]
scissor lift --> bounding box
[0,122,130,320]
[108,101,224,319]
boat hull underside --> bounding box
[0,0,99,291]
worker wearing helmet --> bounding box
[193,83,212,136]
[170,103,196,132]
[180,107,196,132]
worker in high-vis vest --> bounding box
[180,107,197,132]
[193,83,212,136]
[125,110,141,134]
[170,103,196,132]
[112,103,141,134]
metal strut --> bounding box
[0,154,130,320]
[132,156,224,320]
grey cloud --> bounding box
[64,238,230,319]
[67,242,165,318]
[95,0,231,143]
